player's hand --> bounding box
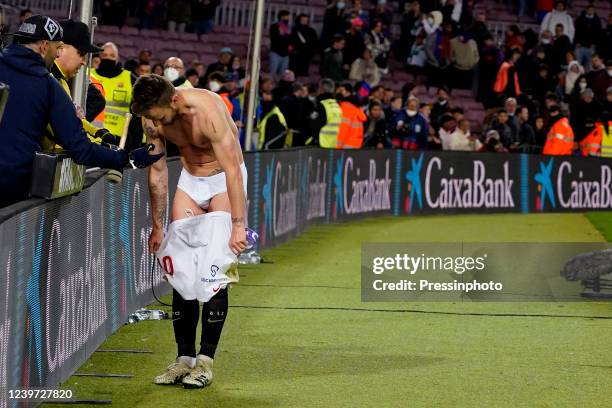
[149,227,164,253]
[229,225,247,255]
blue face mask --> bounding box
[337,1,345,9]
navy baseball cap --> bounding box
[59,20,103,54]
[13,15,63,42]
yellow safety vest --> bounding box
[319,99,342,148]
[258,106,292,149]
[600,123,612,158]
[91,68,133,135]
[42,63,104,151]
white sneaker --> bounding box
[182,355,214,389]
[153,357,193,385]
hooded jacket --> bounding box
[0,44,127,207]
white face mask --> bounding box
[407,109,418,117]
[541,38,551,44]
[337,1,345,9]
[164,67,180,82]
[209,81,221,92]
[579,81,587,89]
[608,69,612,77]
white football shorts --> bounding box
[156,211,239,302]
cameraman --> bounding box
[0,15,128,207]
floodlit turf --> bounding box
[49,213,612,408]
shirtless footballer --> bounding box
[131,74,247,389]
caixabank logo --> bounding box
[404,152,519,214]
[533,156,612,211]
[300,154,328,222]
[331,153,392,220]
[261,157,298,245]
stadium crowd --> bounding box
[87,0,612,155]
[1,0,612,205]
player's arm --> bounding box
[190,91,247,254]
[144,117,168,253]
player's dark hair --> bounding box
[131,74,176,116]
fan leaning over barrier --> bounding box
[130,74,250,390]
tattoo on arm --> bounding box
[150,173,167,228]
[232,217,245,226]
[145,126,158,139]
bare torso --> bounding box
[157,89,243,176]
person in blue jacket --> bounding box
[388,97,429,150]
[0,15,133,208]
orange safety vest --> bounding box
[493,61,521,95]
[543,117,574,155]
[579,123,603,157]
[90,75,105,128]
[219,92,234,115]
[337,101,366,149]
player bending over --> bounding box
[131,74,248,389]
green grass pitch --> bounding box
[49,213,612,408]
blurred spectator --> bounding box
[92,42,141,149]
[494,48,522,101]
[552,24,572,72]
[574,4,602,70]
[504,97,521,144]
[518,106,537,152]
[273,70,295,103]
[167,0,191,32]
[389,98,429,150]
[164,57,192,88]
[363,101,389,148]
[349,49,381,86]
[347,0,369,27]
[191,0,220,38]
[438,114,457,150]
[269,10,292,78]
[101,0,128,27]
[423,10,442,35]
[571,88,602,141]
[257,91,288,149]
[92,55,101,70]
[136,62,151,76]
[477,34,502,108]
[449,32,479,89]
[385,95,403,119]
[152,63,164,76]
[487,110,514,148]
[343,18,365,69]
[18,9,33,27]
[406,33,427,76]
[543,104,574,155]
[370,85,385,103]
[322,0,347,48]
[138,49,152,65]
[139,0,164,29]
[401,82,417,104]
[480,130,508,152]
[365,19,391,75]
[192,61,206,77]
[532,64,556,104]
[185,68,199,87]
[605,86,612,115]
[449,119,482,151]
[533,114,548,149]
[200,47,233,87]
[430,86,450,129]
[289,14,319,77]
[541,0,574,42]
[398,0,423,62]
[564,61,584,97]
[230,56,246,80]
[336,83,366,148]
[321,34,346,82]
[586,54,611,101]
[369,0,392,30]
[279,82,311,145]
[425,20,453,88]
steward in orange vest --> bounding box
[336,83,366,149]
[543,106,574,155]
[493,49,522,98]
[578,120,602,157]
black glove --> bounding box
[129,144,165,168]
[95,128,120,146]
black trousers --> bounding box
[172,288,228,358]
